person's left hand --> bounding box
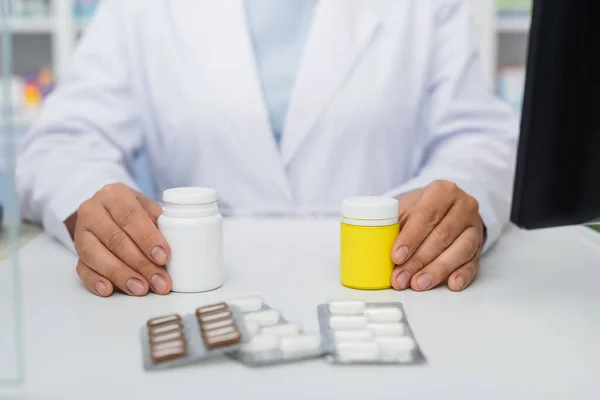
[390,180,485,292]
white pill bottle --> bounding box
[158,187,224,293]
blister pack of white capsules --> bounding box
[317,300,426,365]
[140,302,252,370]
[225,296,326,367]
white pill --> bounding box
[328,300,366,315]
[244,310,280,327]
[376,336,416,354]
[240,334,280,354]
[368,323,406,337]
[329,316,368,330]
[336,341,380,363]
[227,296,264,313]
[280,335,322,359]
[333,330,373,342]
[244,320,261,336]
[364,307,404,322]
[261,323,301,337]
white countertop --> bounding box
[2,218,600,399]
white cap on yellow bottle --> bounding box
[341,197,398,227]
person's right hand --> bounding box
[66,183,172,297]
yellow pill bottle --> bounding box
[340,196,400,290]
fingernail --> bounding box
[151,246,167,264]
[126,278,145,295]
[416,274,433,291]
[455,276,465,291]
[395,245,410,264]
[396,271,411,290]
[95,281,106,296]
[150,274,168,293]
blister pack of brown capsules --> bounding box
[140,302,251,370]
[196,302,243,349]
[146,314,187,363]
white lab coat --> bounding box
[16,0,518,252]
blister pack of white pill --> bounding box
[140,301,252,371]
[318,300,426,365]
[225,296,326,367]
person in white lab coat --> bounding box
[16,0,518,297]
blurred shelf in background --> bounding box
[497,14,531,33]
[495,1,531,114]
[7,17,53,34]
[6,0,530,94]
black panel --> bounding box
[511,0,600,229]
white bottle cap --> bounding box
[341,196,398,226]
[163,187,217,205]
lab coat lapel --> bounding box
[280,1,382,166]
[170,0,294,201]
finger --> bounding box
[76,230,149,296]
[76,259,114,297]
[410,227,481,292]
[136,192,163,224]
[448,256,480,292]
[391,201,473,290]
[397,189,423,225]
[85,207,172,295]
[102,191,170,266]
[391,180,458,265]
